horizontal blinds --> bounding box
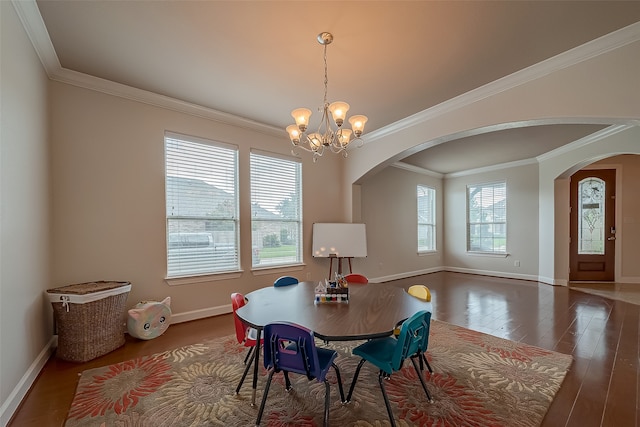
[166,136,238,219]
[250,152,302,267]
[417,185,436,251]
[250,152,301,220]
[467,181,506,253]
[165,133,239,276]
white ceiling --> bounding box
[30,1,640,174]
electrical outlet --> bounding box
[306,272,311,280]
[514,260,520,267]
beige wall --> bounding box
[443,162,540,279]
[358,166,443,280]
[614,155,640,279]
[49,82,348,317]
[3,4,639,424]
[0,2,52,424]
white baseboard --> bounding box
[0,336,56,427]
[369,267,444,283]
[551,278,568,286]
[371,266,551,286]
[170,304,232,324]
[618,276,640,284]
[444,266,540,282]
[0,305,233,426]
[0,269,578,426]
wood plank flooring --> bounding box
[8,272,639,426]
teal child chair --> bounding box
[346,310,433,427]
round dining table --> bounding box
[235,281,432,405]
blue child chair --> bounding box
[273,275,299,287]
[255,322,346,426]
[346,310,433,427]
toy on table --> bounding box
[314,273,349,304]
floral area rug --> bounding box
[65,320,572,426]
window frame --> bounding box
[466,181,507,254]
[164,131,240,278]
[249,149,303,270]
[417,185,436,253]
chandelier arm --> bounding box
[328,143,346,154]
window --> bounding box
[417,185,436,252]
[467,181,506,253]
[165,132,239,277]
[250,151,302,268]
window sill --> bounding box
[466,251,509,258]
[418,250,438,256]
[251,263,306,276]
[165,270,243,286]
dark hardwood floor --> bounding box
[8,272,639,426]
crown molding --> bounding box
[444,158,538,179]
[53,68,283,136]
[11,0,284,138]
[536,124,634,162]
[12,0,640,142]
[365,22,640,143]
[396,123,638,179]
[11,0,60,75]
[391,162,443,179]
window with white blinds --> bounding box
[417,185,436,252]
[467,181,507,253]
[165,132,239,277]
[250,151,302,268]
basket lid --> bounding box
[47,281,131,295]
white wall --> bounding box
[443,162,540,280]
[49,81,347,317]
[358,165,443,281]
[0,3,52,424]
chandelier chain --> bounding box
[323,43,329,109]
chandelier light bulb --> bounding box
[338,129,352,146]
[308,133,323,150]
[328,101,350,127]
[349,115,368,137]
[286,125,301,144]
[291,108,312,132]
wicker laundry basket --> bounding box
[47,281,131,362]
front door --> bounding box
[569,169,616,281]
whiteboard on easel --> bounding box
[312,223,367,258]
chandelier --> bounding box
[286,32,368,162]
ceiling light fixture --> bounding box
[286,32,368,162]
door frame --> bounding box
[569,164,622,282]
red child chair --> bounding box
[231,292,263,394]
